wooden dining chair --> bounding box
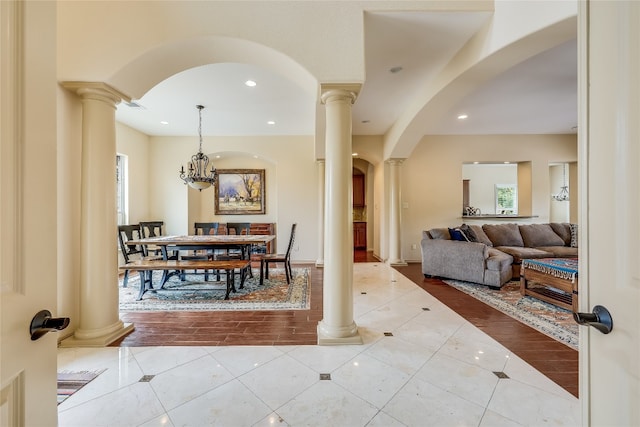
[188,222,221,280]
[139,221,165,256]
[118,224,162,287]
[260,223,296,285]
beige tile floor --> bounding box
[58,263,580,426]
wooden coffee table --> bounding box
[520,258,578,312]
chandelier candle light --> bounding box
[179,105,217,191]
[552,163,570,202]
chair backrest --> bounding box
[118,224,145,262]
[226,222,251,235]
[194,222,219,235]
[139,221,164,238]
[284,223,297,258]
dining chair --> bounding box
[260,223,296,285]
[118,224,162,288]
[224,222,251,259]
[139,221,165,256]
[189,222,221,280]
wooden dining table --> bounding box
[129,234,276,260]
[127,234,276,288]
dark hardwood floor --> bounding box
[112,250,577,397]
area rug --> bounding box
[119,267,310,311]
[57,369,105,405]
[443,279,578,350]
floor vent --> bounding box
[384,332,393,336]
[139,375,155,382]
[319,373,331,380]
[493,371,509,379]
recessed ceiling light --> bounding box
[457,114,468,120]
[473,161,479,164]
[352,152,358,157]
[504,161,510,164]
[245,80,257,87]
[389,66,403,74]
[160,121,169,125]
[267,120,275,125]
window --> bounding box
[116,154,128,225]
[495,184,517,215]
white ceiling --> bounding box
[115,11,577,138]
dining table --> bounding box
[128,234,276,285]
[129,234,273,258]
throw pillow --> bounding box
[570,223,579,248]
[459,224,478,242]
[448,227,469,241]
[550,222,572,246]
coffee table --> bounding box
[520,258,578,312]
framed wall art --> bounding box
[214,169,265,215]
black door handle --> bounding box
[573,305,613,334]
[30,310,70,340]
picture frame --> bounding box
[214,169,265,215]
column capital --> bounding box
[386,158,406,166]
[320,83,361,105]
[62,81,131,107]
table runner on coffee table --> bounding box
[522,258,578,282]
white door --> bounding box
[1,1,59,425]
[579,1,640,425]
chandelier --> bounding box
[179,105,217,191]
[552,164,570,201]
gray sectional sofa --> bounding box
[421,222,578,289]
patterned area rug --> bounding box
[443,279,578,350]
[119,267,310,311]
[57,370,105,405]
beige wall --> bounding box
[401,134,577,262]
[116,123,151,224]
[116,134,319,262]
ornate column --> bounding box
[387,159,407,266]
[60,82,134,347]
[316,159,325,267]
[317,84,362,345]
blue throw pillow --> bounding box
[448,227,469,241]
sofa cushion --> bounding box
[482,223,524,247]
[519,224,565,247]
[537,246,579,258]
[550,222,572,246]
[469,225,493,247]
[495,246,554,264]
[429,228,451,240]
[486,249,513,271]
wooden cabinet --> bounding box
[354,222,367,249]
[353,174,365,207]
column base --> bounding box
[316,321,363,345]
[59,322,134,348]
[315,260,324,267]
[388,259,408,267]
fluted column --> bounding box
[61,82,134,347]
[387,159,407,266]
[317,84,362,345]
[316,160,325,267]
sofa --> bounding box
[421,222,578,289]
